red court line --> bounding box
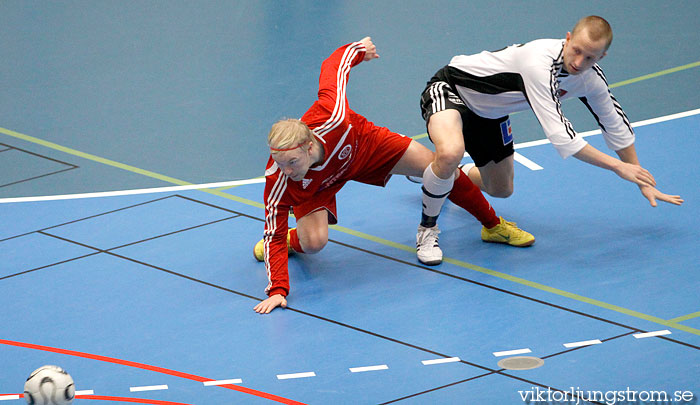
[0,339,306,405]
[77,395,193,404]
[3,393,192,404]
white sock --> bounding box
[460,163,475,176]
[421,163,455,226]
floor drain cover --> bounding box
[497,356,545,370]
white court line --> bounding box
[515,108,700,150]
[467,150,544,170]
[422,357,461,365]
[2,108,698,205]
[563,339,602,348]
[633,330,672,339]
[493,348,532,357]
[129,384,168,392]
[277,372,316,380]
[349,364,388,373]
[0,395,20,401]
[203,378,243,386]
[513,152,543,170]
[75,390,95,395]
[0,178,266,204]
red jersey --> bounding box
[262,42,410,297]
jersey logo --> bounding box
[500,119,513,146]
[302,178,313,189]
[447,94,466,106]
[557,89,568,97]
[338,144,352,160]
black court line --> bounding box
[1,166,79,189]
[4,195,685,402]
[330,238,700,351]
[0,142,79,188]
[0,142,77,167]
[106,214,240,251]
[176,194,700,352]
[0,252,101,282]
[29,230,606,404]
[383,331,635,404]
[0,215,239,282]
[0,194,177,243]
[4,194,696,401]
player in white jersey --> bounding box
[420,15,682,226]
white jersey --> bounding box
[440,38,634,158]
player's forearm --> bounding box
[266,242,291,297]
[614,143,640,165]
[572,144,624,172]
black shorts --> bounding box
[420,79,514,167]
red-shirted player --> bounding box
[253,37,534,314]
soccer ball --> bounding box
[23,365,75,405]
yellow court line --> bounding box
[409,60,700,141]
[609,61,700,89]
[0,126,265,209]
[668,311,700,324]
[3,60,700,336]
[3,128,699,336]
[332,225,700,336]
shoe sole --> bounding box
[405,175,422,184]
[418,258,443,266]
[482,238,535,247]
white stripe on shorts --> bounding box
[434,82,447,113]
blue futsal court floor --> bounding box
[1,1,699,404]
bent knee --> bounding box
[484,183,514,198]
[300,234,328,254]
[435,148,463,165]
[433,148,464,174]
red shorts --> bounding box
[293,125,411,224]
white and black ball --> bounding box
[23,365,75,405]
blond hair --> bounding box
[572,15,613,51]
[267,119,315,154]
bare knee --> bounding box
[433,147,464,177]
[299,231,328,254]
[476,157,514,198]
[483,182,513,198]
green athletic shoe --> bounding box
[253,228,296,262]
[481,217,535,247]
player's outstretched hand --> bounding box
[639,185,684,207]
[254,294,287,314]
[359,36,380,61]
[614,161,656,188]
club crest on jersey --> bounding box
[557,89,568,97]
[302,178,312,189]
[500,119,513,146]
[338,144,352,160]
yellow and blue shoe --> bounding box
[253,228,296,262]
[481,217,535,247]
